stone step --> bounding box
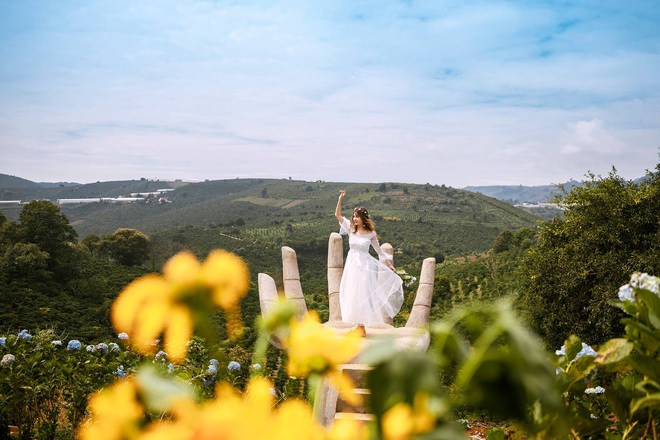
[336,388,370,413]
[334,412,375,422]
[339,363,373,387]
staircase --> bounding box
[316,363,375,426]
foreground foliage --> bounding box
[4,249,660,439]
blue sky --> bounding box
[1,0,658,187]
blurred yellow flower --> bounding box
[135,377,328,440]
[381,393,437,440]
[285,311,363,406]
[272,399,326,440]
[286,311,362,375]
[78,378,144,440]
[382,402,415,440]
[111,250,249,362]
[327,417,369,440]
[163,251,201,288]
[202,250,250,309]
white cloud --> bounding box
[0,0,659,186]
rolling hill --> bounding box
[0,174,547,337]
[0,176,541,258]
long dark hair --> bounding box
[351,206,375,233]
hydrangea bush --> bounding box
[0,328,251,439]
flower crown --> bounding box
[354,207,370,219]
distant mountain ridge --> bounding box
[462,180,581,204]
[0,173,79,189]
[1,173,573,201]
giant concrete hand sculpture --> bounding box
[257,233,437,426]
[258,233,436,351]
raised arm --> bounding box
[335,190,345,223]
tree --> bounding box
[492,230,514,253]
[81,234,103,258]
[103,228,150,266]
[0,242,49,279]
[17,201,80,280]
[518,166,660,348]
[19,201,78,254]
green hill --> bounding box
[0,175,542,340]
[1,177,540,260]
[0,173,41,189]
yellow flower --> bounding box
[201,250,250,310]
[112,275,170,338]
[286,311,362,376]
[136,377,326,440]
[285,311,363,406]
[411,393,436,433]
[78,378,144,440]
[111,250,250,362]
[327,417,369,440]
[272,399,325,440]
[163,251,201,289]
[381,393,437,440]
[82,374,360,440]
[382,402,415,440]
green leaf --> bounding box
[628,354,660,384]
[136,365,196,413]
[634,379,660,394]
[564,335,583,362]
[630,393,660,416]
[621,319,660,346]
[636,288,660,329]
[594,338,633,371]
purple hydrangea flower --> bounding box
[155,350,168,361]
[67,340,82,350]
[208,364,218,375]
[227,361,241,372]
[116,366,126,378]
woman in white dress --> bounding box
[335,190,404,326]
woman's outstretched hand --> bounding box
[335,190,346,221]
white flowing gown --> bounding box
[338,217,404,325]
